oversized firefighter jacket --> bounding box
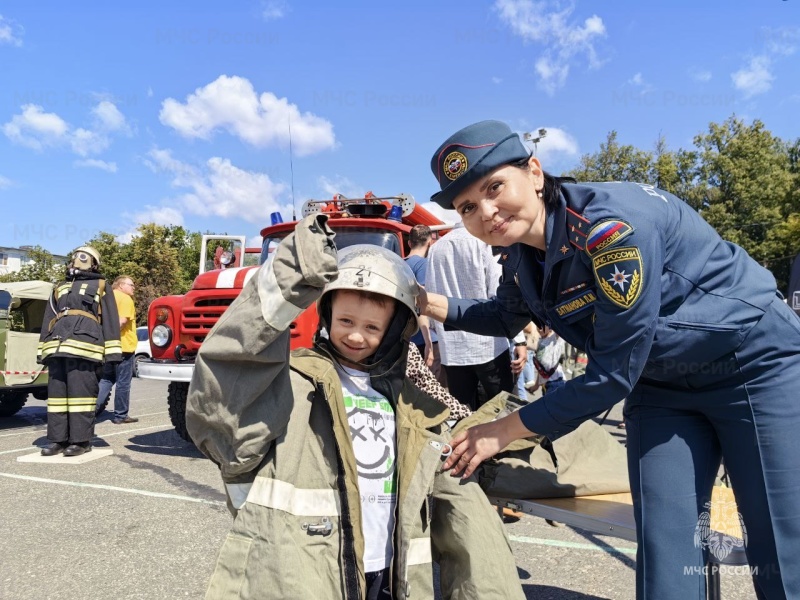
[37,272,122,364]
[186,215,525,600]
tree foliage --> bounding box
[565,116,800,292]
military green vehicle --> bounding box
[0,281,53,417]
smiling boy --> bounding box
[186,214,524,600]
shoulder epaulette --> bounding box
[566,208,590,251]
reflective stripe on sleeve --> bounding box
[406,538,432,566]
[257,260,303,331]
[245,477,339,516]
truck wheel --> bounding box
[168,381,192,443]
[0,391,28,417]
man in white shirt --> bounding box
[426,222,515,410]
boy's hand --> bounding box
[272,214,338,310]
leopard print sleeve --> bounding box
[406,343,472,421]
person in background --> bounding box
[525,324,565,396]
[37,247,121,456]
[96,276,139,424]
[515,322,539,399]
[426,222,515,411]
[404,224,446,387]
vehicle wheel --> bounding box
[168,381,192,443]
[0,391,28,417]
[133,354,148,378]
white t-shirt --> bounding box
[338,364,397,573]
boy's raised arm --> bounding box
[187,215,338,483]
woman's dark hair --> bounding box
[511,157,576,213]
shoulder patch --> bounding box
[566,208,590,251]
[586,220,634,256]
[592,246,643,310]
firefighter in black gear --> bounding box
[37,246,122,457]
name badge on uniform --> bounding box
[554,289,597,319]
[592,246,644,309]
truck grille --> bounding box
[180,296,236,346]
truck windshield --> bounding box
[260,228,402,264]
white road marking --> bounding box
[0,472,225,506]
[509,534,636,554]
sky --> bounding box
[1,1,798,255]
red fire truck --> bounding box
[138,193,448,441]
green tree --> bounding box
[125,224,182,325]
[164,226,202,293]
[693,117,799,289]
[567,131,654,183]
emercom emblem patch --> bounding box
[592,246,643,309]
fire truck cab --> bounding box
[138,193,448,441]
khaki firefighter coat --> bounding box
[187,215,524,600]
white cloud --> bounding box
[159,75,335,156]
[688,67,712,83]
[317,175,364,199]
[92,100,131,133]
[731,55,774,98]
[147,87,154,98]
[2,101,130,156]
[117,206,186,244]
[627,72,655,95]
[2,104,69,150]
[262,0,288,21]
[0,175,13,190]
[0,14,23,46]
[420,202,458,225]
[491,76,503,84]
[494,0,606,94]
[74,158,118,173]
[529,127,580,165]
[145,148,290,224]
[763,26,799,56]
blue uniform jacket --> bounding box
[445,182,778,439]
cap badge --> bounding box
[443,151,468,181]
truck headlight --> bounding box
[151,325,172,347]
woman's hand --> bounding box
[443,411,534,479]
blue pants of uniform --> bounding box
[625,296,800,599]
[96,352,135,419]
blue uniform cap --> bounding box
[430,120,531,209]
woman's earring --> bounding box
[537,190,543,200]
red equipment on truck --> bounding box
[138,193,449,441]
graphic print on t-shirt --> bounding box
[344,395,396,488]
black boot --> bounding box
[63,442,92,457]
[41,442,67,456]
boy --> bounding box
[187,215,524,600]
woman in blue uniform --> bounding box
[418,120,800,599]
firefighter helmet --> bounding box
[71,246,101,271]
[318,244,420,337]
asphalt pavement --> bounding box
[0,378,758,599]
